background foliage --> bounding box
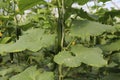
[0,0,120,80]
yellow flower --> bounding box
[72,41,75,45]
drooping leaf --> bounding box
[76,8,98,21]
[65,8,98,21]
[0,28,56,55]
[70,20,116,40]
[54,44,107,67]
[17,0,46,12]
[71,44,107,67]
[9,66,54,80]
[54,51,81,67]
[101,40,120,52]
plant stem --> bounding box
[57,0,65,50]
[58,65,63,80]
[66,39,76,50]
[57,0,65,80]
[57,0,62,52]
[61,0,65,48]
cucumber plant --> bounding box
[0,0,120,80]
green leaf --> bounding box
[65,8,98,22]
[0,66,24,77]
[76,8,98,21]
[75,0,89,5]
[17,0,46,12]
[99,10,120,24]
[71,44,107,67]
[65,0,74,7]
[0,1,9,8]
[101,40,120,52]
[0,28,56,55]
[0,37,11,44]
[0,16,10,20]
[9,66,54,80]
[0,68,13,77]
[54,45,107,67]
[98,0,111,3]
[36,72,54,80]
[70,20,116,40]
[54,51,81,67]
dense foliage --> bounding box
[0,0,120,80]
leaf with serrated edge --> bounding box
[54,44,107,67]
[71,44,107,67]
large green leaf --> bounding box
[101,40,120,52]
[9,66,54,80]
[71,44,107,67]
[70,20,116,40]
[17,0,46,12]
[54,51,81,67]
[54,44,107,67]
[0,28,56,55]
